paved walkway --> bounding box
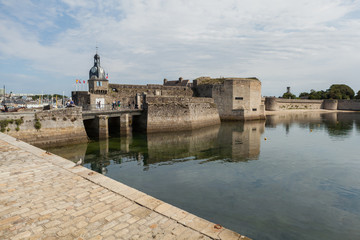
[0,133,250,240]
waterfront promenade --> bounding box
[0,133,249,240]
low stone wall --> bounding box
[0,107,88,147]
[337,99,360,110]
[265,98,324,111]
[265,98,360,111]
[144,96,220,133]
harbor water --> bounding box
[46,112,360,240]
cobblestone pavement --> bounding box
[0,133,250,240]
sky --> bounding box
[1,0,360,97]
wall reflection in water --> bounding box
[46,112,360,174]
[266,112,360,137]
[46,121,266,174]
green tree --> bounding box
[308,89,327,99]
[355,90,360,99]
[327,84,355,100]
[282,92,296,99]
[299,92,309,99]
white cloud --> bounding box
[1,0,360,96]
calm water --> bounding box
[47,112,360,240]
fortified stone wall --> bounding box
[337,99,360,110]
[322,99,338,110]
[265,98,360,111]
[87,84,193,107]
[72,91,90,106]
[109,84,193,96]
[265,98,324,111]
[0,107,88,147]
[73,84,193,109]
[194,78,265,120]
[144,96,220,133]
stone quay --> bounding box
[0,132,250,240]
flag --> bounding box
[76,79,78,83]
[79,79,81,84]
[83,80,85,84]
[106,73,108,79]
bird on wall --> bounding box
[75,158,83,166]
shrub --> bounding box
[34,118,41,130]
[0,120,11,132]
[15,118,24,126]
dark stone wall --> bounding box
[144,96,220,133]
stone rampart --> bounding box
[87,84,194,110]
[323,99,338,110]
[194,79,265,120]
[109,83,193,97]
[144,96,220,133]
[265,98,360,111]
[337,99,360,110]
[265,98,324,111]
[0,107,88,147]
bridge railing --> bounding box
[82,104,141,111]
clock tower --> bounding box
[88,53,108,94]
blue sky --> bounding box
[1,0,360,97]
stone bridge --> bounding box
[82,109,143,139]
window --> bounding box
[235,97,243,100]
[252,108,257,111]
[97,81,102,87]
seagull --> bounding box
[75,158,84,166]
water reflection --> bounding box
[46,142,88,162]
[46,112,360,172]
[267,112,360,138]
[43,112,360,240]
[46,121,266,173]
[146,125,220,164]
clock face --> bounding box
[91,67,97,73]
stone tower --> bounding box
[88,53,108,94]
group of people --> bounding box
[65,99,74,107]
[111,100,140,110]
[112,100,122,110]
